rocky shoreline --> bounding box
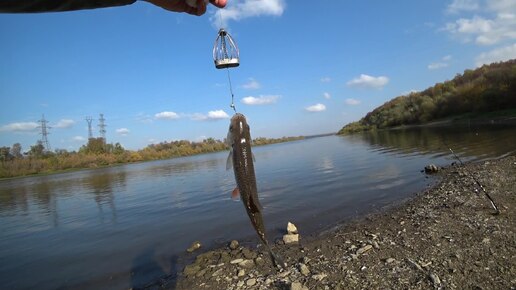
[159,156,515,290]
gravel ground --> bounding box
[145,156,515,290]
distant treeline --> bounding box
[0,136,304,179]
[338,59,516,134]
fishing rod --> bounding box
[443,141,500,215]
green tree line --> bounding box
[0,135,304,179]
[338,59,516,134]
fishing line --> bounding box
[226,67,236,112]
[215,6,237,113]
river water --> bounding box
[0,124,514,289]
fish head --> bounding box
[229,113,250,144]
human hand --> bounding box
[145,0,227,16]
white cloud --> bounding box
[475,43,516,66]
[428,62,449,70]
[428,55,451,70]
[443,2,516,45]
[72,136,86,142]
[242,78,261,89]
[212,0,286,27]
[346,74,389,89]
[155,111,180,120]
[446,0,480,14]
[54,119,75,129]
[241,95,280,105]
[305,103,326,112]
[323,92,331,99]
[191,110,230,121]
[320,77,331,83]
[345,98,361,105]
[116,128,130,136]
[0,122,39,132]
[207,110,230,119]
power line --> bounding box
[38,114,51,151]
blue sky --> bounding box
[1,0,515,151]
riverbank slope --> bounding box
[170,156,515,290]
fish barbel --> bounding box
[226,113,285,269]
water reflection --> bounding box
[83,170,127,223]
[347,124,516,161]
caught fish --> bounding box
[226,113,285,269]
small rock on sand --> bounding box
[287,222,298,234]
[229,240,239,250]
[356,245,373,255]
[283,234,299,244]
[299,263,310,276]
[291,281,309,290]
[246,278,257,286]
[186,241,201,253]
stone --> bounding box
[424,164,439,174]
[386,258,395,264]
[237,269,245,277]
[230,258,244,264]
[237,280,244,287]
[287,222,298,234]
[186,241,201,253]
[291,281,309,290]
[299,263,310,276]
[429,272,441,287]
[211,268,224,277]
[229,240,239,250]
[312,273,327,281]
[283,234,299,244]
[246,278,257,286]
[356,245,373,255]
[254,257,265,266]
[238,259,255,269]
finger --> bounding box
[196,0,207,15]
[210,0,227,8]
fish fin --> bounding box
[231,187,240,200]
[226,151,233,170]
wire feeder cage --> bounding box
[213,28,240,69]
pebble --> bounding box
[230,258,244,264]
[211,268,224,277]
[237,280,244,287]
[291,281,309,290]
[312,273,327,281]
[246,278,257,287]
[429,272,441,287]
[238,259,255,269]
[299,263,310,276]
[386,258,396,264]
[356,245,373,255]
[283,234,300,244]
[287,222,298,234]
[186,241,202,253]
[237,269,245,277]
[229,240,239,250]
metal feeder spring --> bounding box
[213,28,240,69]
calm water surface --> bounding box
[0,124,514,289]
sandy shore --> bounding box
[157,156,515,290]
